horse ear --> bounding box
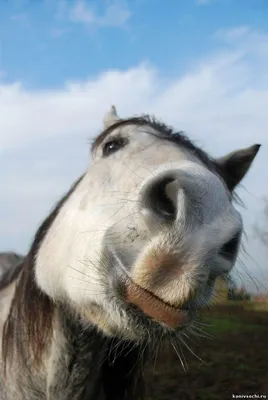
[103,105,120,129]
[215,144,261,191]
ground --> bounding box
[144,303,268,400]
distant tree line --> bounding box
[253,197,268,247]
[228,285,251,301]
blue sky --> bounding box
[1,0,268,87]
[0,0,268,292]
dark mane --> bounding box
[2,174,84,371]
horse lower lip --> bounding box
[124,277,189,329]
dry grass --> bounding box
[143,303,268,400]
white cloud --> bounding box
[69,0,131,29]
[1,27,268,292]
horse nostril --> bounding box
[219,231,241,260]
[142,176,178,222]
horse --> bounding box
[0,253,24,291]
[0,106,260,399]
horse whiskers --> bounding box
[169,337,188,372]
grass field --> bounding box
[144,303,268,400]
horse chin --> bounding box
[80,257,218,343]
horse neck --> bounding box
[48,305,146,400]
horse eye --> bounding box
[103,138,127,157]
